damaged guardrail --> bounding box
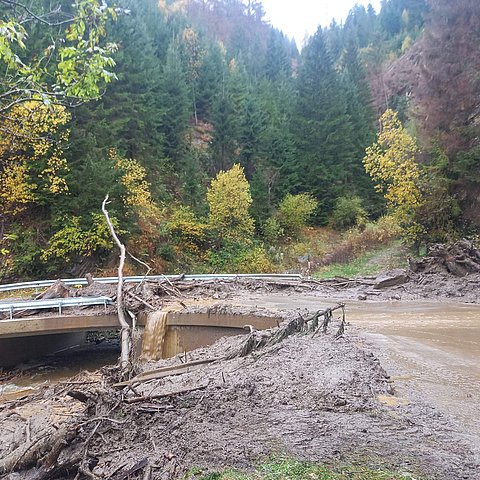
[0,296,114,320]
[0,274,303,293]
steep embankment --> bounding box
[370,0,480,226]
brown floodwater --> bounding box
[0,345,119,402]
[0,312,277,401]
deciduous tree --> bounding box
[363,109,422,235]
[206,163,254,244]
[0,0,117,119]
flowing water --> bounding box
[2,296,479,451]
[0,344,119,402]
[140,311,168,361]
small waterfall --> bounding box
[141,311,168,361]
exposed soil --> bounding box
[1,303,479,479]
[70,268,480,315]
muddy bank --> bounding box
[1,305,478,480]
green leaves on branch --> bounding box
[0,0,118,114]
[58,1,118,99]
[41,213,121,264]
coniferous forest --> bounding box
[1,0,479,280]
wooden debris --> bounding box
[112,457,148,480]
[409,239,480,277]
[113,358,218,387]
[125,289,155,311]
[35,279,70,300]
[124,383,208,404]
[0,425,77,476]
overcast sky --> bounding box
[261,0,382,47]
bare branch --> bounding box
[1,0,74,26]
[102,194,131,371]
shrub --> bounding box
[318,216,401,267]
[262,217,284,245]
[166,205,207,254]
[330,196,367,230]
[206,164,255,244]
[0,227,43,281]
[277,193,317,237]
[207,242,274,273]
[41,213,119,265]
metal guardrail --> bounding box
[0,296,114,320]
[0,274,303,293]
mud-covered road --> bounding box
[1,275,479,479]
[239,294,480,458]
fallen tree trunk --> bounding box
[0,425,77,476]
[35,279,70,300]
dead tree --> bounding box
[102,195,131,370]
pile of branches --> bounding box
[409,239,480,277]
[231,304,346,359]
[0,304,347,479]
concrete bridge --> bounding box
[0,307,277,366]
[0,296,122,366]
[0,274,296,366]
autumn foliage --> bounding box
[364,110,422,220]
[0,102,70,216]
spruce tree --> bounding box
[293,27,355,220]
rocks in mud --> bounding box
[374,269,409,289]
[35,279,70,300]
[409,239,480,277]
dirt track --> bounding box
[1,275,479,479]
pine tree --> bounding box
[340,39,380,211]
[238,86,267,179]
[160,41,191,168]
[196,42,226,121]
[264,29,292,82]
[293,27,355,220]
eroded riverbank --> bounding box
[1,300,479,479]
[241,294,480,454]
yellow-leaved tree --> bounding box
[110,149,156,217]
[0,101,70,216]
[363,109,424,240]
[207,164,255,244]
[110,149,165,268]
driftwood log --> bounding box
[0,425,77,477]
[35,279,70,300]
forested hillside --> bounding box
[0,0,478,281]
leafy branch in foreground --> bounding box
[0,0,118,118]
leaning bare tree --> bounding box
[102,194,131,370]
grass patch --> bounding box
[0,288,38,301]
[314,241,407,279]
[187,459,424,480]
[314,250,385,279]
